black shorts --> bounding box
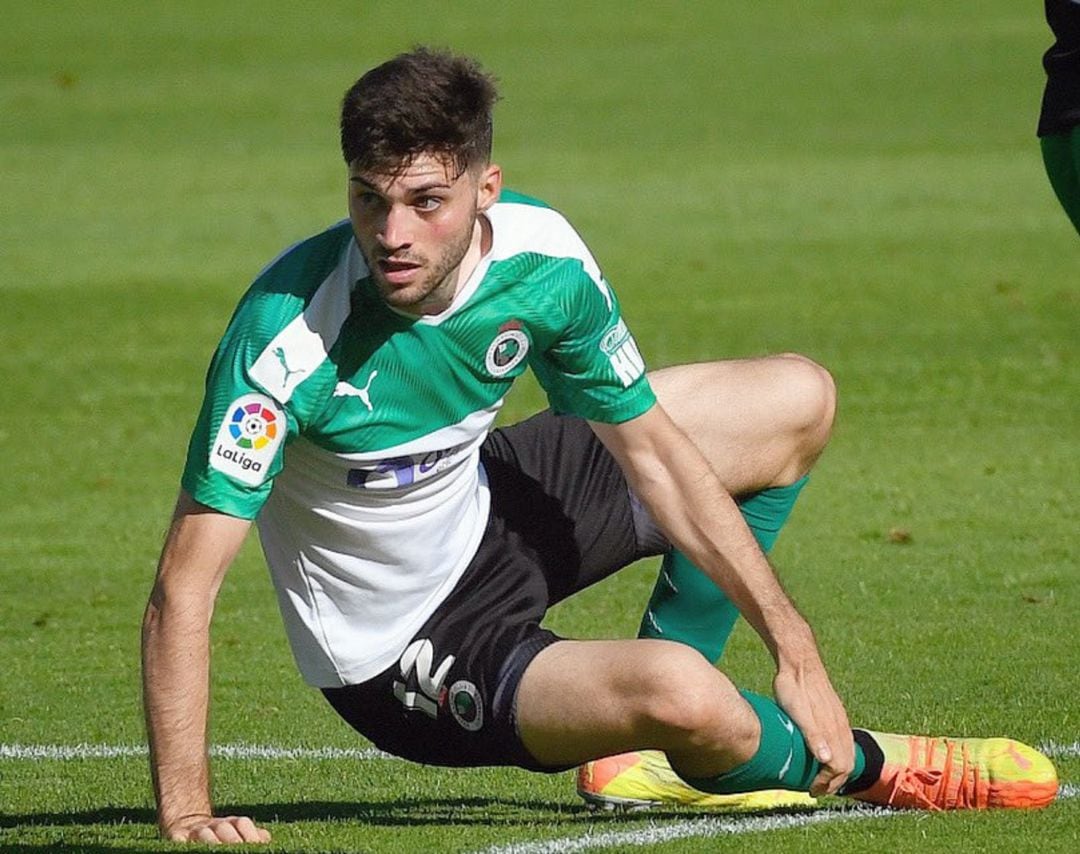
[322,410,665,771]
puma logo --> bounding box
[778,712,795,779]
[1004,741,1032,771]
[273,347,306,387]
[334,370,379,411]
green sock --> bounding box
[675,690,868,795]
[638,477,808,662]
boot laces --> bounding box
[889,738,982,810]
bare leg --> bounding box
[516,639,759,777]
[636,355,836,669]
[648,353,836,494]
[549,356,838,792]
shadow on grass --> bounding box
[2,798,824,831]
[0,847,133,854]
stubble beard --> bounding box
[367,214,477,314]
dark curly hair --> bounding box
[340,47,499,175]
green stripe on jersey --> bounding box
[182,197,655,519]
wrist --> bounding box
[159,808,213,834]
[767,616,820,667]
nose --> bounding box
[378,203,412,251]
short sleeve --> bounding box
[530,269,656,423]
[180,310,299,520]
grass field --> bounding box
[2,2,1078,851]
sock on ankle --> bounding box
[843,730,885,794]
[674,690,869,795]
[638,477,809,662]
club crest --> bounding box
[485,321,530,377]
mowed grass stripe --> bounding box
[3,3,1074,852]
[3,739,1078,762]
[0,742,389,761]
[469,790,1080,854]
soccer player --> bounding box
[141,48,1058,845]
[1040,0,1080,234]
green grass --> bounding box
[1,1,1077,851]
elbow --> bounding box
[141,580,214,642]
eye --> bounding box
[354,191,382,208]
[413,195,442,212]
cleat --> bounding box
[577,750,816,812]
[850,731,1058,811]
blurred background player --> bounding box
[1039,0,1080,234]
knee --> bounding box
[775,353,836,472]
[637,647,759,768]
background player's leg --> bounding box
[1041,127,1080,235]
[638,355,835,661]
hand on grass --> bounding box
[773,656,854,797]
[164,814,271,845]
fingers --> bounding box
[810,759,850,796]
[166,815,271,845]
[773,660,855,797]
[798,714,849,796]
[232,816,272,843]
[806,701,855,796]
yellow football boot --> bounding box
[577,750,816,811]
[850,731,1058,810]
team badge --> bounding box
[448,679,484,731]
[485,321,530,378]
[209,393,285,486]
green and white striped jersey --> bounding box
[182,191,655,686]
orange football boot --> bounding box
[850,731,1058,811]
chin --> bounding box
[379,282,430,310]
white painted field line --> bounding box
[472,786,1080,854]
[470,807,898,854]
[1041,740,1080,759]
[0,743,389,761]
[6,738,1075,763]
[2,741,1076,853]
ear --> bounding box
[475,163,502,211]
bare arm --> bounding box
[590,404,854,794]
[141,491,271,843]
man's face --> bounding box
[348,152,500,315]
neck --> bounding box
[414,215,490,317]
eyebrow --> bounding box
[348,176,455,194]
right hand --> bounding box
[164,814,271,845]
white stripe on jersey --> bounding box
[250,241,366,403]
[490,202,612,309]
[411,201,612,328]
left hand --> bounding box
[773,655,854,796]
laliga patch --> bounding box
[485,320,530,378]
[209,393,285,486]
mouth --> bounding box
[377,257,422,285]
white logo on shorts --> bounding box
[392,638,454,719]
